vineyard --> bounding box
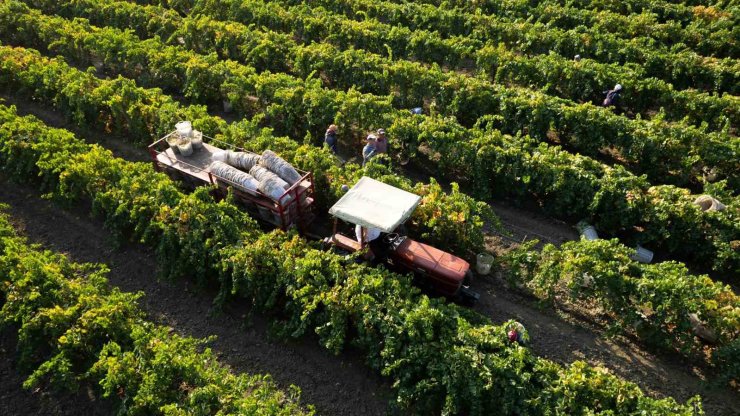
[0,0,737,415]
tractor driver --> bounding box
[355,224,387,262]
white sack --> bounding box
[224,151,261,171]
[250,165,290,190]
[212,150,228,162]
[260,150,302,185]
[210,161,259,194]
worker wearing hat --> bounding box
[375,128,388,154]
[602,83,622,108]
[362,134,377,167]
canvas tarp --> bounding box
[328,177,421,233]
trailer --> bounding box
[148,131,315,232]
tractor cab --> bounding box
[326,177,479,304]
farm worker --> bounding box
[507,322,527,346]
[410,107,423,115]
[602,84,622,107]
[574,54,581,61]
[362,134,377,166]
[375,128,388,154]
[355,224,385,262]
[324,124,338,154]
[355,224,381,245]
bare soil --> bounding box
[3,95,739,415]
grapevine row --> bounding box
[443,0,732,21]
[0,103,704,414]
[0,43,736,277]
[11,0,739,191]
[372,0,727,26]
[0,208,311,413]
[169,0,740,95]
[502,239,739,383]
[34,0,740,134]
[1,31,736,374]
[368,0,738,58]
[271,0,738,59]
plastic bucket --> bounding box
[177,139,193,156]
[693,195,726,212]
[630,245,653,263]
[575,223,598,241]
[576,221,599,241]
[476,253,495,275]
[166,135,179,152]
[175,121,192,138]
[581,226,599,241]
[191,130,203,149]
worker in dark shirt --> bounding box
[602,84,622,107]
[324,124,338,154]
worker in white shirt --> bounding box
[355,224,384,261]
[355,224,381,244]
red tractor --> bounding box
[325,177,479,304]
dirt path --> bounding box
[5,95,739,415]
[0,181,391,416]
[486,200,578,247]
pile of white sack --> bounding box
[210,149,301,202]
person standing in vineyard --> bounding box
[375,128,388,154]
[362,134,377,166]
[602,84,622,108]
[324,124,338,154]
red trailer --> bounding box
[148,131,315,232]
